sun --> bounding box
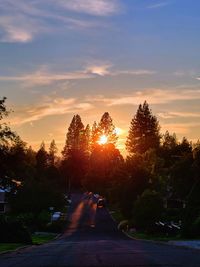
[98,135,108,145]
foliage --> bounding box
[0,217,32,244]
[133,190,164,231]
[1,97,200,238]
[98,112,118,145]
[126,101,160,154]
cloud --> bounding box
[0,64,156,86]
[0,65,94,87]
[56,0,121,16]
[85,64,112,76]
[85,62,156,77]
[0,0,120,43]
[158,111,200,119]
[147,2,169,9]
[0,15,41,43]
[86,88,200,106]
[113,70,156,76]
[10,97,93,125]
[161,122,200,135]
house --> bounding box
[0,189,9,213]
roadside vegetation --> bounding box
[0,96,200,246]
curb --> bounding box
[123,230,200,251]
[0,233,60,256]
[0,245,34,255]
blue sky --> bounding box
[0,0,200,153]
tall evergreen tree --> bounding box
[36,142,48,171]
[126,101,160,154]
[162,131,177,150]
[48,139,57,165]
[62,114,85,157]
[98,112,118,144]
[91,121,100,150]
[84,124,91,155]
[62,115,89,188]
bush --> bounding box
[191,216,200,237]
[0,219,32,244]
[133,190,164,231]
[46,220,67,233]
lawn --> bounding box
[32,233,57,245]
[0,243,25,253]
[0,233,57,253]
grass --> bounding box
[0,243,25,253]
[127,232,180,242]
[0,233,57,253]
[32,233,57,245]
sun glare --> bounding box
[114,127,121,135]
[98,135,108,145]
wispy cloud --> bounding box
[10,97,93,125]
[158,111,200,119]
[0,65,94,87]
[0,0,121,43]
[0,64,156,87]
[56,0,121,16]
[147,2,169,9]
[86,88,200,106]
[161,122,200,135]
[85,62,156,77]
[85,63,112,76]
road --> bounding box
[0,193,200,267]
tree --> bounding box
[126,101,160,154]
[133,190,164,230]
[0,97,16,188]
[90,121,100,150]
[48,139,58,166]
[0,97,15,146]
[36,142,48,173]
[62,115,89,188]
[98,112,118,145]
[162,131,177,150]
[63,114,86,155]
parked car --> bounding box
[52,212,61,221]
[97,198,106,208]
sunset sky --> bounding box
[0,0,200,154]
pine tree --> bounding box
[49,139,58,165]
[98,112,118,144]
[84,124,91,155]
[126,101,160,154]
[90,121,100,150]
[62,114,85,157]
[162,131,177,150]
[36,142,48,171]
[62,115,88,188]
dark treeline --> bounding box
[1,97,200,238]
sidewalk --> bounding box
[168,240,200,250]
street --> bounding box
[0,193,200,267]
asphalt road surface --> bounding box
[1,193,200,267]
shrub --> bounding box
[0,219,32,244]
[133,190,164,231]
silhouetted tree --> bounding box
[48,139,57,166]
[36,142,48,173]
[126,101,160,154]
[62,115,89,188]
[98,112,118,144]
